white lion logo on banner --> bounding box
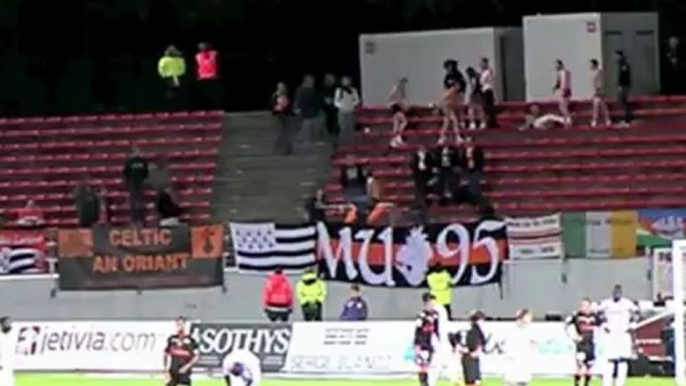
[394,227,433,286]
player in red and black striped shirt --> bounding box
[565,298,603,386]
[164,316,199,386]
[414,293,440,386]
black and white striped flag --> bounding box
[229,222,316,272]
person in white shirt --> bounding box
[519,104,566,131]
[503,309,536,386]
[0,316,15,386]
[553,60,572,127]
[334,76,361,146]
[222,349,262,386]
[479,58,498,128]
[429,296,452,386]
[598,285,639,386]
[590,59,612,127]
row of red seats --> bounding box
[0,123,221,139]
[0,175,214,191]
[0,187,211,205]
[327,185,686,205]
[356,107,686,127]
[332,146,686,167]
[326,172,686,193]
[353,159,686,178]
[0,136,221,152]
[0,149,217,165]
[2,200,209,217]
[357,95,686,113]
[0,162,215,177]
[0,110,223,126]
[13,212,211,228]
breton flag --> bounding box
[229,222,316,272]
[0,230,46,274]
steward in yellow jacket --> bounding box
[296,268,327,321]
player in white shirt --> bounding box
[222,349,262,386]
[430,296,454,386]
[502,309,536,386]
[598,285,639,386]
[0,316,15,386]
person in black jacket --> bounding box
[443,59,466,93]
[156,187,182,226]
[410,146,435,206]
[460,137,485,198]
[616,51,633,126]
[460,310,487,386]
[304,189,327,222]
[123,147,149,225]
[433,144,460,206]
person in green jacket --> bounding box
[427,262,452,319]
[296,268,327,321]
[158,45,186,107]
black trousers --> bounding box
[482,89,498,128]
[302,302,323,321]
[128,184,146,225]
[266,308,291,322]
[617,87,633,123]
[273,115,293,155]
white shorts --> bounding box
[503,360,532,383]
[226,375,257,386]
[604,332,633,360]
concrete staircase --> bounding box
[211,112,333,222]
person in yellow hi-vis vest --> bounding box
[157,45,186,107]
[296,268,327,321]
[427,263,452,320]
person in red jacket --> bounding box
[263,267,294,322]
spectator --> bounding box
[296,268,327,321]
[194,42,221,109]
[465,67,485,130]
[16,200,44,228]
[334,76,360,146]
[98,187,112,224]
[519,104,566,130]
[322,73,339,138]
[443,59,466,127]
[305,188,327,223]
[460,137,485,198]
[590,59,612,127]
[294,75,324,143]
[272,82,293,155]
[339,156,367,197]
[437,80,462,145]
[427,263,452,319]
[149,158,171,192]
[410,145,436,205]
[157,45,186,109]
[552,59,572,127]
[155,187,182,226]
[340,284,368,321]
[365,171,390,225]
[388,77,408,109]
[433,143,460,205]
[664,36,684,95]
[616,51,633,127]
[389,102,408,148]
[479,57,498,128]
[73,178,100,227]
[263,267,294,322]
[123,147,149,225]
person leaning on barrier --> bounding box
[296,267,327,321]
[262,267,294,322]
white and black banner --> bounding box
[316,220,508,287]
[505,213,563,259]
[190,322,292,372]
[229,223,317,272]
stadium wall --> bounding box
[0,258,650,320]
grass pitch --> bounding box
[14,374,676,386]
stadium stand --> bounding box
[0,110,223,226]
[325,95,686,222]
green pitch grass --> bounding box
[14,374,677,386]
